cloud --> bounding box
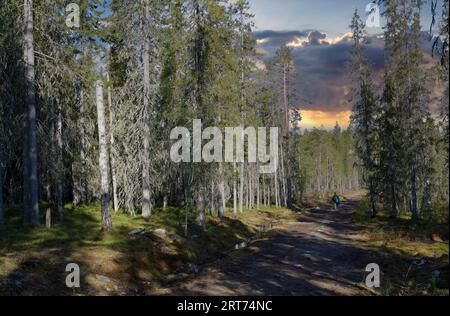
[255,30,439,126]
[255,29,386,116]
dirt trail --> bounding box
[168,198,376,296]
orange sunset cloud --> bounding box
[299,110,351,129]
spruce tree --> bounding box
[349,9,380,217]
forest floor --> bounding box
[0,194,448,296]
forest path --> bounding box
[166,198,375,296]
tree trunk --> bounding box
[141,0,152,219]
[73,88,88,206]
[411,165,418,221]
[210,179,215,216]
[184,184,189,237]
[233,162,237,214]
[274,172,279,208]
[163,195,168,210]
[256,173,260,209]
[369,178,377,218]
[56,103,64,222]
[95,80,112,231]
[22,115,31,224]
[196,190,205,227]
[280,146,287,207]
[239,162,244,213]
[246,169,250,210]
[263,175,266,206]
[218,162,225,218]
[391,182,399,218]
[283,65,293,208]
[0,154,4,229]
[106,73,119,213]
[45,208,51,229]
[24,0,39,226]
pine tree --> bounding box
[380,0,433,220]
[349,9,380,217]
[273,45,297,208]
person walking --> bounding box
[332,192,341,210]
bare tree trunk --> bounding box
[218,163,225,218]
[411,165,418,221]
[95,81,112,231]
[56,103,64,222]
[106,73,119,213]
[246,169,250,210]
[163,195,168,210]
[283,65,293,209]
[24,0,39,226]
[256,173,260,209]
[239,162,244,213]
[249,166,254,209]
[22,116,31,224]
[210,179,215,216]
[280,146,287,207]
[184,185,189,237]
[196,190,205,227]
[141,0,152,219]
[369,178,377,218]
[233,162,237,214]
[73,88,88,206]
[391,182,399,218]
[263,175,266,206]
[274,172,279,208]
[0,153,4,229]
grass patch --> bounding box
[0,203,295,295]
[351,198,449,296]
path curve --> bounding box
[170,199,375,296]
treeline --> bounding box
[0,0,307,231]
[349,0,449,220]
[297,125,360,201]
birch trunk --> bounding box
[196,191,205,227]
[24,0,39,225]
[106,73,119,213]
[56,103,64,222]
[141,0,152,219]
[95,81,112,231]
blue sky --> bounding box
[249,0,435,37]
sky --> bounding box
[248,0,438,129]
[249,0,435,36]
